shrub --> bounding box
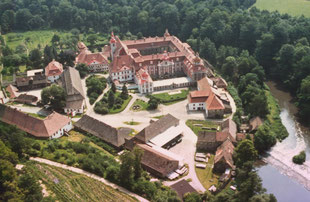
[293,151,306,164]
[32,142,41,150]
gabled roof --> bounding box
[74,115,131,147]
[135,114,179,143]
[0,104,70,138]
[137,144,179,177]
[76,51,108,66]
[45,60,63,77]
[214,139,235,169]
[59,67,85,98]
[6,85,18,99]
[206,94,225,110]
[221,119,237,139]
[170,179,197,200]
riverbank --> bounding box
[257,81,310,202]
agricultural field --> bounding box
[26,162,137,202]
[252,0,310,17]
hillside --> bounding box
[252,0,310,17]
[26,162,137,202]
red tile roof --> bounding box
[76,51,108,66]
[45,60,63,77]
[0,104,71,138]
[206,94,225,110]
[6,85,18,99]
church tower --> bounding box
[110,32,116,61]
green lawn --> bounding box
[130,99,149,111]
[27,113,47,119]
[25,162,137,202]
[152,115,166,119]
[186,120,220,135]
[252,0,310,17]
[150,89,189,105]
[195,155,220,190]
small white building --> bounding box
[45,60,63,83]
[135,68,154,94]
[111,66,135,82]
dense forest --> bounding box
[0,0,309,124]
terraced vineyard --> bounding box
[26,162,137,202]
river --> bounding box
[256,81,310,202]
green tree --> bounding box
[119,151,135,187]
[76,63,89,78]
[254,124,276,153]
[120,84,128,100]
[132,146,143,180]
[108,91,115,108]
[148,97,159,110]
[18,173,43,202]
[41,84,66,110]
[111,82,116,93]
[234,139,258,168]
[51,34,60,45]
[87,34,98,47]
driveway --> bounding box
[162,120,206,193]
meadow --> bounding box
[252,0,310,17]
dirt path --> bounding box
[30,157,149,202]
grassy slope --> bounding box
[253,0,310,17]
[26,162,137,202]
[4,30,71,51]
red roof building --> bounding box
[45,60,63,82]
[0,104,72,139]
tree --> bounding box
[76,63,89,78]
[148,97,159,110]
[132,146,143,180]
[111,82,116,93]
[254,124,276,153]
[87,34,98,47]
[29,48,42,68]
[108,91,115,108]
[1,10,15,33]
[41,84,66,110]
[51,34,60,45]
[297,75,310,125]
[120,84,129,100]
[119,151,135,187]
[234,139,258,168]
[184,192,202,202]
[292,151,306,165]
[18,173,43,202]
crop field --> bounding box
[252,0,310,17]
[26,162,137,202]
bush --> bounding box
[32,142,41,150]
[293,151,306,164]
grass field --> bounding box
[26,162,137,202]
[3,30,71,51]
[130,99,149,111]
[252,0,310,17]
[150,89,189,105]
[186,119,220,135]
[195,155,220,190]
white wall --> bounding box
[50,121,73,139]
[188,102,205,110]
[47,75,60,83]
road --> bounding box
[30,157,149,202]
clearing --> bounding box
[252,0,310,17]
[195,155,220,190]
[186,119,220,135]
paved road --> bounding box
[162,120,206,193]
[30,157,149,202]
